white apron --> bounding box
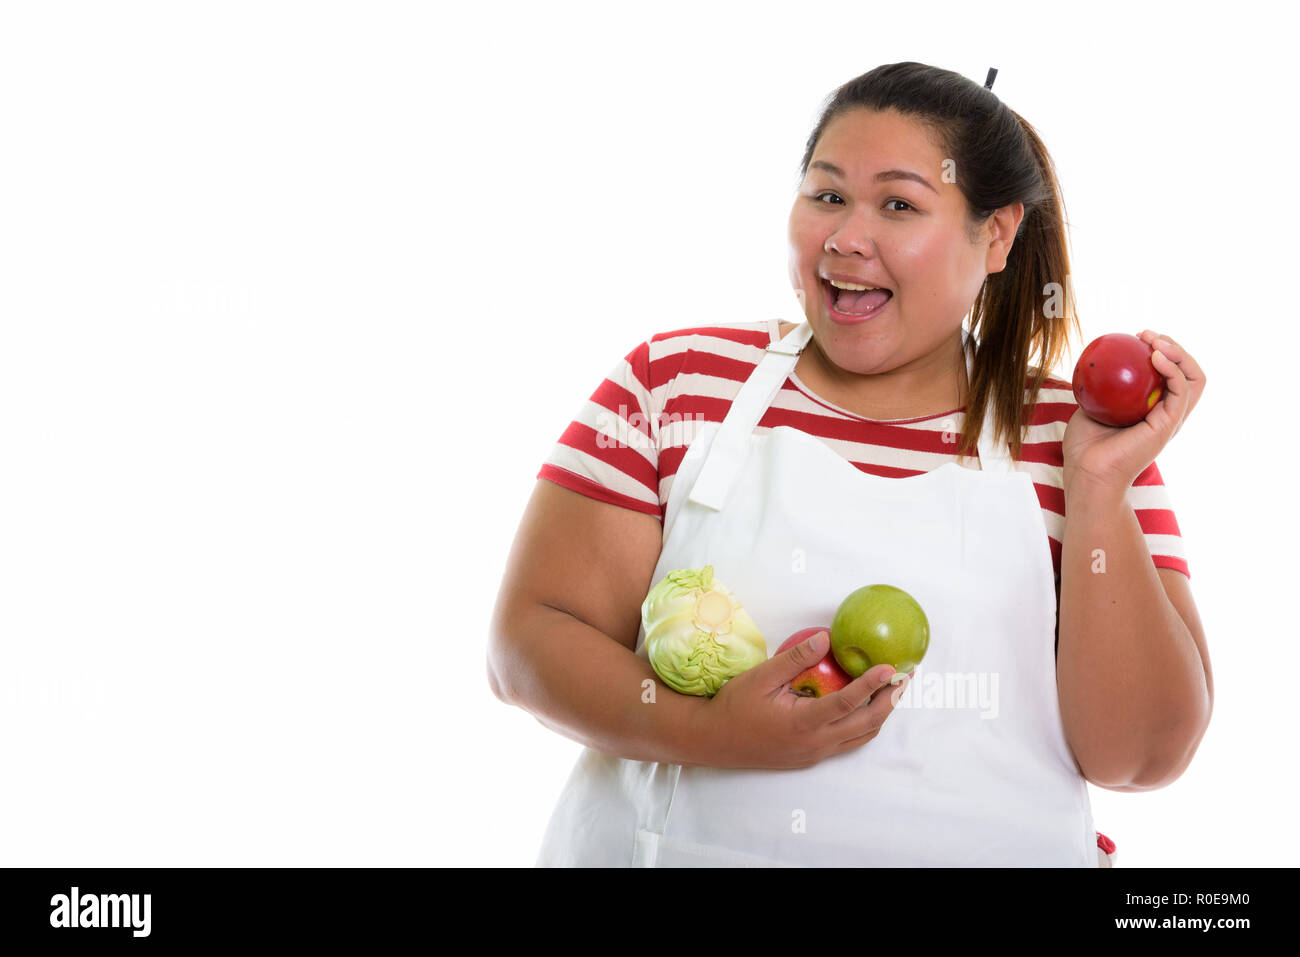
[536,320,1099,867]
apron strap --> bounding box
[688,321,812,510]
[688,322,1014,510]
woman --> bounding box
[488,62,1212,867]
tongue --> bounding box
[835,287,890,314]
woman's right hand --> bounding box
[699,631,910,770]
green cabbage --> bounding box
[642,566,767,696]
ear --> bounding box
[984,201,1025,274]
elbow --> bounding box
[1091,763,1184,793]
[1096,762,1190,793]
[487,655,508,704]
[486,612,521,705]
[486,635,518,706]
[487,595,528,706]
[1087,706,1213,792]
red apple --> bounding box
[776,627,851,697]
[1072,334,1165,428]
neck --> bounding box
[803,329,969,421]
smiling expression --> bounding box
[786,108,1022,415]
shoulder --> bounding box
[1024,374,1078,425]
[646,320,774,356]
[1014,375,1074,486]
[634,320,777,389]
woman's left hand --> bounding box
[1062,330,1206,493]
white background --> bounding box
[0,0,1293,868]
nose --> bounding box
[825,211,879,258]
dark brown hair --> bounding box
[797,61,1079,464]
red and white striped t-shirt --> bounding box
[537,319,1190,583]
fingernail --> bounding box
[809,632,827,653]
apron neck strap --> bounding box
[688,322,1013,510]
[686,322,812,509]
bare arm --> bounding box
[1057,477,1212,790]
[487,480,716,766]
[488,479,910,770]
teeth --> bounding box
[827,278,880,291]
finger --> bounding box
[826,673,913,746]
[1139,332,1205,386]
[826,721,893,756]
[1148,347,1189,435]
[765,630,833,690]
[823,726,883,758]
[804,663,899,723]
[818,667,910,734]
[1151,347,1188,398]
[1143,348,1187,437]
[1151,335,1203,381]
[1135,333,1190,432]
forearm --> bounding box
[488,603,715,767]
[1057,477,1211,789]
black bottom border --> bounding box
[0,865,1281,944]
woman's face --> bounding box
[787,107,1022,384]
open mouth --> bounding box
[821,278,893,321]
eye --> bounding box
[812,191,915,212]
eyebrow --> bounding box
[810,160,938,194]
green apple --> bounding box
[830,584,930,678]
